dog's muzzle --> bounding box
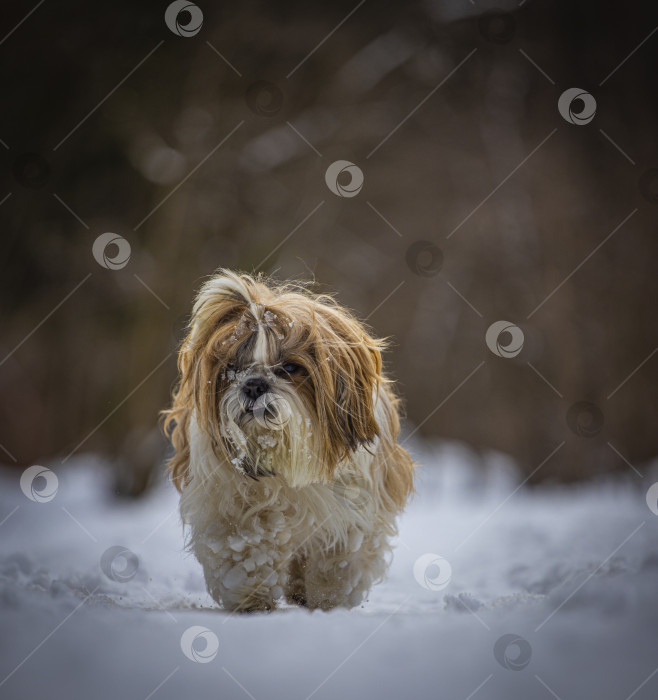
[236,376,292,431]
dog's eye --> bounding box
[225,362,236,373]
[275,362,300,377]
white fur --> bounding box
[180,396,398,611]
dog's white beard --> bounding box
[218,386,323,487]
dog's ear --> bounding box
[311,303,383,472]
[164,270,265,488]
[161,402,191,492]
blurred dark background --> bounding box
[1,0,657,496]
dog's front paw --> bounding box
[193,520,291,611]
[210,573,282,613]
[221,586,279,613]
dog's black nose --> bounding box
[242,377,269,400]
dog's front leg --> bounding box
[303,528,392,610]
[193,514,293,612]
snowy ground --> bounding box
[1,443,658,700]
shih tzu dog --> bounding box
[164,270,414,612]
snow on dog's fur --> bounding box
[163,270,414,611]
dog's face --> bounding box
[172,271,384,487]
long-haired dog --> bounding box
[164,270,414,611]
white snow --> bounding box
[1,443,657,700]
